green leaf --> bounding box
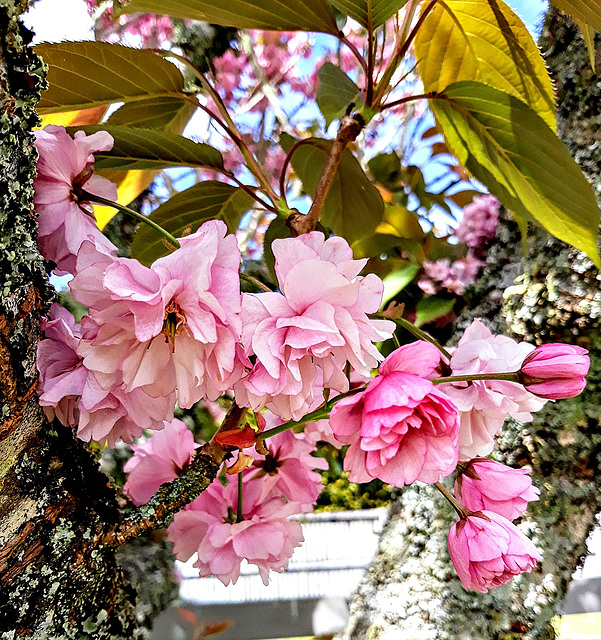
[36,42,185,114]
[316,62,361,128]
[330,0,409,28]
[376,204,425,240]
[120,0,338,33]
[106,96,196,131]
[429,81,601,266]
[382,264,421,303]
[415,0,556,130]
[280,134,384,244]
[67,125,224,172]
[368,152,403,190]
[131,181,254,266]
[552,0,601,32]
[263,217,292,284]
[415,297,456,327]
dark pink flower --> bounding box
[455,459,539,521]
[33,125,118,274]
[124,418,198,505]
[329,341,459,486]
[519,343,590,399]
[448,511,541,593]
[168,476,304,586]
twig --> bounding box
[287,113,365,236]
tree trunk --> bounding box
[340,9,601,640]
[0,3,144,636]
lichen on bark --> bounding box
[341,9,601,640]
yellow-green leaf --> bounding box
[120,0,338,33]
[415,296,456,327]
[415,0,556,130]
[575,19,597,72]
[67,125,223,172]
[131,182,254,266]
[330,0,409,28]
[430,81,601,266]
[552,0,601,32]
[36,41,185,114]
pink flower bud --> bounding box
[519,343,590,399]
[448,511,541,593]
[455,459,539,521]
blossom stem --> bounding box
[434,482,470,519]
[236,472,244,523]
[80,191,181,249]
[257,387,366,440]
[240,272,272,293]
[383,315,452,360]
[433,372,520,385]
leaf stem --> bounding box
[240,272,273,293]
[381,91,437,111]
[378,315,452,360]
[80,191,181,249]
[338,33,369,78]
[279,138,318,206]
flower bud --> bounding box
[455,459,539,521]
[519,343,590,399]
[448,511,541,593]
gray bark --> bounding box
[341,9,601,640]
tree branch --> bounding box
[101,403,247,547]
[287,113,365,236]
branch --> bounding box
[287,113,365,237]
[101,403,247,547]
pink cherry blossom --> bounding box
[36,304,174,447]
[455,459,540,521]
[441,320,545,460]
[519,343,590,399]
[168,476,304,586]
[329,341,459,487]
[448,511,541,593]
[33,125,118,275]
[124,418,199,505]
[247,427,327,509]
[235,232,394,420]
[70,220,244,408]
[455,195,500,253]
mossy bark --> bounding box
[341,9,601,640]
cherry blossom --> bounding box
[234,232,394,420]
[124,418,199,505]
[329,341,459,486]
[455,459,540,521]
[33,125,118,275]
[168,476,304,586]
[448,511,541,593]
[441,320,545,460]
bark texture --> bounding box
[340,9,601,640]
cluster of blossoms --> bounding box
[420,194,500,296]
[34,126,591,593]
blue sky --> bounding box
[507,0,548,35]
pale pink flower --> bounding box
[248,427,327,509]
[235,232,394,420]
[33,125,118,275]
[441,320,545,460]
[36,305,174,447]
[124,418,198,505]
[37,303,87,427]
[301,419,345,448]
[168,476,304,586]
[71,220,244,407]
[519,343,590,399]
[448,511,541,593]
[455,459,539,521]
[420,256,483,295]
[329,341,459,487]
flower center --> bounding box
[162,301,186,352]
[262,451,281,474]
